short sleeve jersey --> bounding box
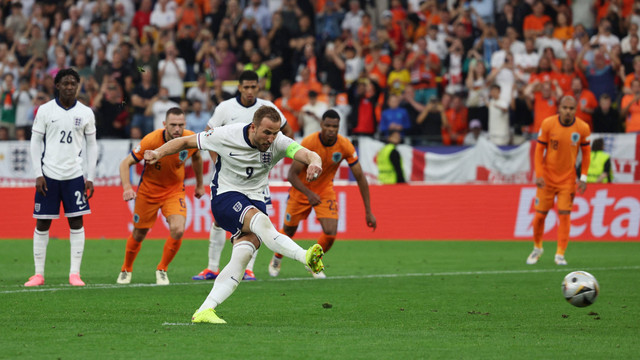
[289,133,358,201]
[131,129,197,200]
[31,99,97,181]
[206,96,287,129]
[536,115,591,187]
[196,123,295,202]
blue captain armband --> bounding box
[286,142,304,159]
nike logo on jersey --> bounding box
[229,152,240,157]
[51,119,59,123]
[79,205,87,210]
[231,117,239,121]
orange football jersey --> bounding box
[535,115,591,188]
[289,133,358,200]
[131,129,198,200]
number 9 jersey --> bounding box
[31,99,97,181]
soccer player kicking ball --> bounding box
[144,106,324,324]
[526,96,591,266]
[268,110,377,278]
[26,68,98,287]
[117,108,205,285]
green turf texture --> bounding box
[0,239,638,359]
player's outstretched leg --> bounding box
[192,241,256,324]
[192,223,225,280]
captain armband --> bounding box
[285,142,304,159]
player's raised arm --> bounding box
[144,134,199,164]
[290,144,322,182]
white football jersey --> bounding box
[207,96,287,129]
[197,123,295,202]
[31,99,97,180]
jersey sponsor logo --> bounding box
[179,150,188,162]
[571,132,580,146]
[233,201,242,212]
[260,152,272,166]
[74,117,82,127]
[332,152,342,163]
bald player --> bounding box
[526,96,591,266]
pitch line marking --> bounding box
[162,322,193,326]
[1,265,638,295]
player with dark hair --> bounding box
[526,96,591,266]
[26,68,97,287]
[116,107,205,285]
[145,105,325,324]
[268,109,377,278]
[192,70,293,282]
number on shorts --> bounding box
[60,130,72,144]
[246,167,254,179]
[327,199,337,211]
[179,198,186,208]
[74,190,85,205]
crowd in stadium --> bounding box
[0,0,638,145]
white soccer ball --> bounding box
[562,271,600,307]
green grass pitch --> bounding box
[0,239,638,359]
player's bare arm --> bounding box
[287,160,321,206]
[85,132,98,200]
[350,162,377,230]
[191,149,206,199]
[145,134,199,164]
[292,147,322,182]
[119,154,139,201]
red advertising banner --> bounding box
[1,185,638,241]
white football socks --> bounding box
[69,227,85,275]
[198,241,255,312]
[33,229,49,275]
[207,223,226,272]
[245,249,258,272]
[249,213,305,264]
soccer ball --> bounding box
[562,271,600,307]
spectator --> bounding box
[298,90,328,138]
[381,8,405,56]
[210,79,233,107]
[0,126,9,141]
[388,55,411,96]
[443,93,469,146]
[572,0,595,33]
[554,58,580,95]
[146,87,179,131]
[525,80,562,135]
[109,50,134,96]
[244,50,272,91]
[486,52,516,106]
[490,36,511,70]
[510,81,534,137]
[487,84,510,145]
[274,79,303,135]
[553,11,574,43]
[496,3,516,37]
[326,40,363,90]
[577,47,620,101]
[316,0,345,45]
[570,77,598,130]
[415,94,447,145]
[364,44,391,89]
[93,81,128,139]
[590,19,620,52]
[177,0,202,38]
[377,130,406,185]
[465,60,489,129]
[243,0,271,35]
[342,0,364,39]
[592,93,622,133]
[380,94,411,137]
[621,23,640,54]
[0,73,16,138]
[186,73,212,111]
[150,0,177,31]
[176,25,198,82]
[130,66,158,137]
[13,77,37,137]
[621,35,640,77]
[443,39,465,94]
[5,2,27,38]
[426,24,448,61]
[356,13,374,49]
[464,118,488,146]
[158,41,186,102]
[186,99,209,133]
[131,0,153,39]
[621,78,640,133]
[523,1,551,38]
[257,35,284,96]
[514,38,540,83]
[291,66,322,105]
[406,38,440,104]
[347,76,381,137]
[536,22,567,59]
